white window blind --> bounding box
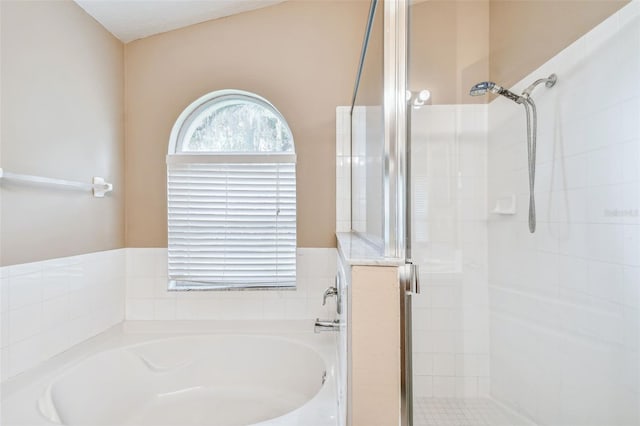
[167,156,296,290]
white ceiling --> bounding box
[74,0,287,43]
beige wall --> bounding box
[1,0,623,265]
[354,0,383,107]
[0,0,125,266]
[124,1,368,249]
[409,0,490,105]
[490,0,629,90]
[408,0,627,105]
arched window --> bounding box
[167,90,296,290]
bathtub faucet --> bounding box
[314,318,340,333]
[322,286,338,306]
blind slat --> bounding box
[167,162,296,289]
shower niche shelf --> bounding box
[491,195,516,215]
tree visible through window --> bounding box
[183,101,293,153]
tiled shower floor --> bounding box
[414,398,536,426]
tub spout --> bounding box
[314,318,340,333]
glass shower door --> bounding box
[351,0,385,248]
[406,1,640,425]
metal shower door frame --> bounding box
[382,0,408,261]
[383,2,416,426]
[352,1,413,424]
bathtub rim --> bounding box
[2,320,332,396]
[37,332,329,426]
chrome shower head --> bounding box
[469,81,497,96]
[469,81,523,104]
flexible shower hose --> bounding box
[523,98,537,233]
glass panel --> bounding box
[408,1,639,425]
[351,0,384,246]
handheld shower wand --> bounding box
[470,74,557,233]
[469,81,524,104]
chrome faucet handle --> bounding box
[322,286,338,306]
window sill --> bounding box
[168,280,296,292]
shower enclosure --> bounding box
[350,0,640,425]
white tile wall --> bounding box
[0,247,337,381]
[487,3,640,425]
[125,248,338,321]
[336,106,351,233]
[0,250,125,380]
[351,105,367,234]
[410,104,490,398]
[351,105,385,242]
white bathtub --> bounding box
[1,321,338,426]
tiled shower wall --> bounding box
[410,105,490,398]
[336,106,351,234]
[487,3,640,425]
[0,248,336,381]
[0,250,125,380]
[125,248,336,321]
[351,105,385,241]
